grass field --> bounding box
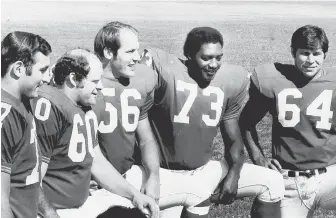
[2,1,336,217]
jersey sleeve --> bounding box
[139,89,154,120]
[33,97,62,164]
[239,67,273,128]
[222,68,250,121]
[139,66,157,120]
[1,105,25,174]
[140,48,168,105]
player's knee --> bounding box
[257,170,284,203]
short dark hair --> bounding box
[94,21,138,59]
[53,49,100,86]
[97,206,148,218]
[1,31,52,77]
[183,27,223,59]
[291,25,329,55]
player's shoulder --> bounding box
[36,84,58,102]
[134,63,156,81]
[1,91,31,131]
[214,64,249,92]
[133,63,157,92]
[143,47,179,63]
[217,63,249,80]
[142,47,183,71]
[323,67,336,81]
[34,84,78,121]
[252,63,295,92]
[1,90,29,120]
[253,63,293,80]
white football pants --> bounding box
[56,161,284,218]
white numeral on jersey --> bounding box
[173,80,224,126]
[173,81,197,124]
[306,90,333,130]
[68,112,97,162]
[99,88,141,133]
[121,89,141,132]
[34,98,51,121]
[85,111,99,156]
[99,89,118,133]
[278,89,334,130]
[1,102,12,128]
[202,86,225,126]
[278,88,302,127]
[26,121,40,185]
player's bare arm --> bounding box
[1,172,14,218]
[91,145,159,218]
[211,118,245,205]
[240,79,282,171]
[136,116,160,203]
[38,162,60,218]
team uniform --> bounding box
[93,64,156,175]
[141,48,284,216]
[1,90,41,218]
[32,84,102,217]
[92,64,237,214]
[249,63,336,217]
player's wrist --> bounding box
[147,170,159,179]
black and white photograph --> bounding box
[1,0,336,217]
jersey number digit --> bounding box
[68,111,98,162]
[173,80,225,126]
[99,88,141,133]
[34,98,51,121]
[26,120,40,185]
[278,89,333,130]
[1,102,12,128]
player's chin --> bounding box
[89,97,98,105]
[302,68,319,78]
[125,67,136,77]
[203,74,215,82]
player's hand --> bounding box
[132,192,159,218]
[140,174,160,203]
[255,157,282,172]
[210,171,239,205]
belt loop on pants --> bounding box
[287,167,327,178]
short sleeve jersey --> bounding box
[1,90,41,218]
[252,63,336,170]
[93,64,156,174]
[32,85,98,209]
[142,48,249,170]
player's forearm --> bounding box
[1,173,14,218]
[139,139,160,177]
[243,129,265,164]
[91,147,141,200]
[1,197,14,218]
[38,187,59,218]
[136,117,160,177]
[226,140,245,176]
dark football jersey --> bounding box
[93,64,156,174]
[252,63,336,170]
[142,48,249,170]
[32,85,98,209]
[1,90,41,218]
